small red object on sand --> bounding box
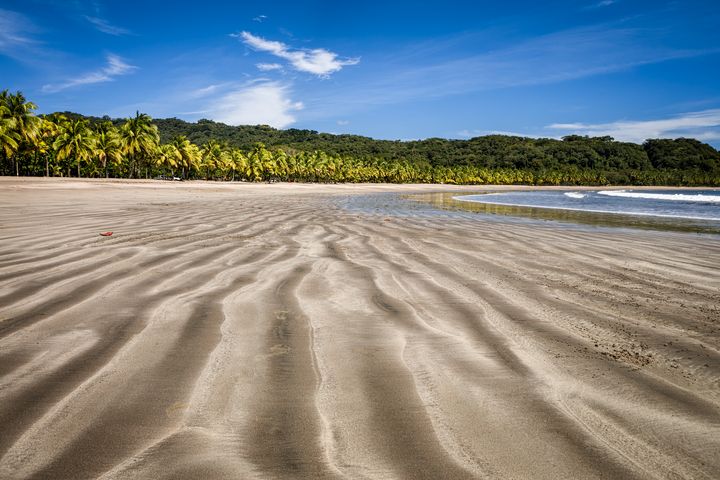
[100,232,113,236]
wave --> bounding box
[598,190,720,203]
[564,192,586,199]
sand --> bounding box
[0,177,718,480]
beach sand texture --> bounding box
[0,179,718,479]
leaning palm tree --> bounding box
[119,111,159,178]
[53,119,95,177]
[0,90,41,176]
[185,143,202,179]
[0,104,20,162]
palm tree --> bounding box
[272,149,289,181]
[0,90,40,176]
[246,143,275,181]
[42,113,70,176]
[94,123,122,178]
[172,135,201,179]
[200,140,223,180]
[231,148,248,181]
[245,145,265,182]
[217,149,233,180]
[157,143,181,177]
[34,117,59,177]
[119,111,159,178]
[53,119,95,177]
[0,103,19,161]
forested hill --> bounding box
[65,113,720,175]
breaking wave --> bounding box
[564,192,587,199]
[598,190,720,203]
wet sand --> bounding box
[0,178,718,479]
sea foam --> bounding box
[598,190,720,203]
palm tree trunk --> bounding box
[45,156,49,177]
[77,160,81,178]
[15,158,18,176]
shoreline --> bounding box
[3,175,719,189]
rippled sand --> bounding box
[0,178,718,479]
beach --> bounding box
[0,178,718,479]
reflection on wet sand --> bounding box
[411,191,720,234]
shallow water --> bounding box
[456,189,720,221]
[402,190,720,235]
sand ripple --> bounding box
[0,179,719,479]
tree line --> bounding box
[2,90,719,185]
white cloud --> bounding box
[256,62,283,71]
[84,16,132,36]
[336,120,350,126]
[253,15,267,22]
[205,82,303,128]
[236,31,359,77]
[42,54,137,93]
[547,109,720,143]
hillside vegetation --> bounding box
[2,90,719,185]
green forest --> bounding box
[2,90,719,185]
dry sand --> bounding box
[0,178,718,479]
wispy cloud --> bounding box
[547,109,720,142]
[84,15,132,36]
[305,24,718,116]
[0,8,40,58]
[426,26,713,90]
[256,62,283,71]
[586,0,618,9]
[187,83,234,99]
[204,81,303,128]
[234,31,359,77]
[253,15,267,23]
[42,54,137,93]
[337,120,350,126]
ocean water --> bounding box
[454,189,720,221]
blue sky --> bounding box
[2,0,720,145]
